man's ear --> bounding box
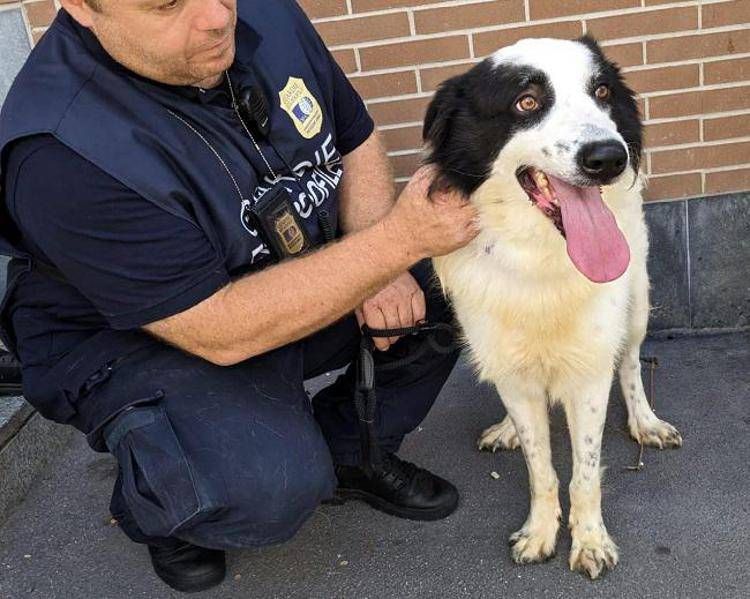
[423,77,460,151]
[59,0,97,28]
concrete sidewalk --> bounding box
[0,332,748,598]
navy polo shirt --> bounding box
[2,14,373,370]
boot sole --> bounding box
[328,488,458,521]
[151,564,226,593]
[0,382,23,396]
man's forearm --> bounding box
[146,217,424,366]
[338,131,397,233]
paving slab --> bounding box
[0,332,748,599]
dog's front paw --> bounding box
[629,416,683,449]
[508,512,561,564]
[569,527,619,579]
[478,417,520,452]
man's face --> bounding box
[65,0,237,87]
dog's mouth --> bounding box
[517,167,565,236]
[515,166,631,284]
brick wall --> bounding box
[4,0,749,202]
[300,0,750,201]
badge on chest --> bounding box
[249,184,311,259]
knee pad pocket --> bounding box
[104,403,222,538]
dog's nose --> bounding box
[576,141,628,182]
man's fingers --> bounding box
[363,304,390,351]
[411,289,427,325]
[397,295,415,331]
[381,306,401,347]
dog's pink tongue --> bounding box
[548,175,630,283]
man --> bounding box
[0,0,479,592]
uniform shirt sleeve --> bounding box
[5,135,231,330]
[289,1,375,155]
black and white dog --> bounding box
[425,37,682,578]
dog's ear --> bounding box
[577,34,605,60]
[423,77,460,151]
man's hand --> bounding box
[356,272,426,351]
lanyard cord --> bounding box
[166,108,247,206]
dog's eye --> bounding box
[515,95,540,113]
[595,84,611,101]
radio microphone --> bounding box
[236,85,270,139]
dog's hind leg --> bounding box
[618,269,682,448]
[478,415,520,452]
[496,377,561,564]
[561,377,619,579]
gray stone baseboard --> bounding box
[0,401,74,526]
[646,191,750,333]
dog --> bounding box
[424,36,683,578]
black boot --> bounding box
[0,349,22,396]
[148,539,226,593]
[332,453,459,521]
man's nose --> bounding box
[193,0,234,32]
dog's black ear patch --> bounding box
[577,35,644,174]
[423,77,460,156]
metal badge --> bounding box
[273,208,306,255]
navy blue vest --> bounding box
[0,3,352,427]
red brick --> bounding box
[350,71,418,100]
[380,125,423,152]
[704,114,750,142]
[367,96,431,126]
[473,21,583,57]
[644,173,702,201]
[650,141,750,174]
[390,152,423,178]
[529,0,639,20]
[623,64,699,94]
[360,36,470,71]
[587,6,698,42]
[352,0,447,13]
[649,85,750,119]
[647,29,750,64]
[332,49,358,74]
[704,56,750,85]
[705,167,750,195]
[702,0,750,29]
[420,62,475,92]
[414,1,525,35]
[315,12,410,46]
[23,0,56,29]
[644,120,701,148]
[601,42,644,67]
[298,0,349,19]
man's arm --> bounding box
[144,168,479,366]
[338,130,396,234]
[338,130,430,350]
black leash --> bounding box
[354,321,456,475]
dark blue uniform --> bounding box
[0,3,459,549]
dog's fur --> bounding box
[424,37,682,578]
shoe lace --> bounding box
[377,453,420,491]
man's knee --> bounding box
[107,402,336,549]
[180,437,336,549]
